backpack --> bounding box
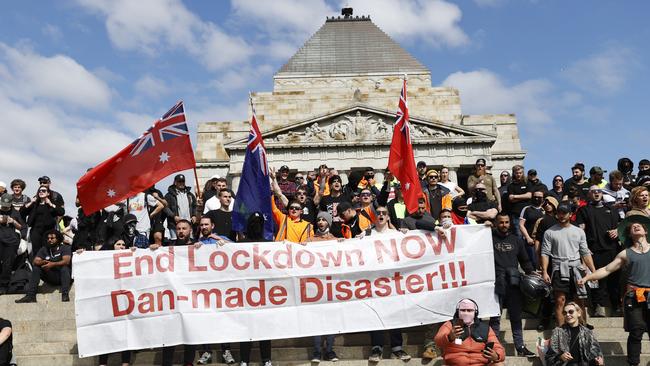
[7,257,32,294]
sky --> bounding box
[1,0,649,214]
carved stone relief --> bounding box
[269,111,459,143]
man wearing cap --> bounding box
[579,215,650,366]
[527,169,548,193]
[331,201,365,239]
[422,169,452,220]
[37,176,64,209]
[564,163,590,201]
[276,165,297,212]
[588,166,608,189]
[401,197,436,231]
[519,189,546,266]
[417,161,428,188]
[576,185,621,316]
[0,194,25,295]
[507,165,532,236]
[467,158,501,212]
[541,203,596,326]
[319,175,345,221]
[164,174,197,240]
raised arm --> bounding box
[578,250,627,285]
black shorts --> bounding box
[552,271,578,297]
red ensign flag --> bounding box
[388,79,421,214]
[77,101,196,214]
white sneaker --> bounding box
[240,362,248,366]
[263,360,273,366]
[223,350,236,364]
[197,351,212,365]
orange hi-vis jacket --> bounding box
[271,198,313,243]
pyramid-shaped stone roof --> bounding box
[276,15,430,77]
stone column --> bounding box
[446,165,460,184]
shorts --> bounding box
[551,270,578,297]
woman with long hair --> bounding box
[545,301,603,365]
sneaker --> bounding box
[516,346,536,358]
[62,293,70,302]
[421,346,438,359]
[15,295,36,303]
[222,350,235,364]
[324,351,339,362]
[391,350,411,361]
[240,362,248,366]
[594,305,607,317]
[262,360,273,366]
[198,351,212,365]
[311,352,321,363]
[368,348,382,362]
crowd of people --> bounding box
[1,156,650,366]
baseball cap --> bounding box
[589,166,604,175]
[475,158,486,165]
[0,193,11,210]
[38,176,51,183]
[210,174,221,180]
[417,161,427,168]
[557,204,572,214]
[527,169,538,176]
[279,165,290,172]
[639,159,650,166]
[329,175,342,184]
[174,174,185,182]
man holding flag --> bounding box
[232,99,275,240]
[388,77,421,215]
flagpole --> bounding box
[193,166,202,200]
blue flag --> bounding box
[232,110,274,240]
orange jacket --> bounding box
[434,321,505,366]
[271,198,313,243]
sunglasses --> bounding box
[38,189,48,193]
[297,192,306,196]
[427,175,438,179]
[295,176,304,180]
[501,174,509,177]
[562,309,576,315]
[377,211,388,216]
[360,193,371,197]
[476,164,485,167]
[331,179,341,184]
[554,179,563,182]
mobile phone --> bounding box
[485,342,494,350]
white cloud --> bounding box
[562,45,638,95]
[0,43,112,109]
[232,0,333,35]
[134,75,168,99]
[76,0,254,71]
[342,0,469,47]
[473,0,506,7]
[42,24,63,42]
[210,64,274,93]
[442,69,554,124]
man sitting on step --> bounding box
[15,230,71,303]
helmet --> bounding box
[519,274,551,299]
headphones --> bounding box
[453,298,479,319]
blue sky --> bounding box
[1,0,648,213]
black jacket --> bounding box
[164,185,197,228]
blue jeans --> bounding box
[313,335,335,357]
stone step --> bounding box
[498,316,624,329]
[500,327,630,342]
[14,354,650,366]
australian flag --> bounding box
[232,105,274,240]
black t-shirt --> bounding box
[300,199,317,224]
[0,318,12,349]
[528,179,548,193]
[206,209,235,241]
[467,200,497,223]
[507,181,532,216]
[534,215,558,242]
[575,204,620,252]
[520,205,544,236]
[565,178,590,200]
[36,244,72,263]
[568,326,582,363]
[319,194,345,219]
[0,210,23,246]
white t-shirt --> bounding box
[440,181,460,198]
[128,192,158,234]
[203,195,235,214]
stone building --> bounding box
[195,9,525,190]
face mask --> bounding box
[441,218,453,227]
[126,224,136,236]
[459,310,475,325]
[532,197,543,205]
[474,191,487,200]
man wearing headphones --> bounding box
[434,299,505,365]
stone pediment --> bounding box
[226,105,496,149]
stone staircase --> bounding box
[2,288,649,366]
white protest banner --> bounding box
[72,225,499,357]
